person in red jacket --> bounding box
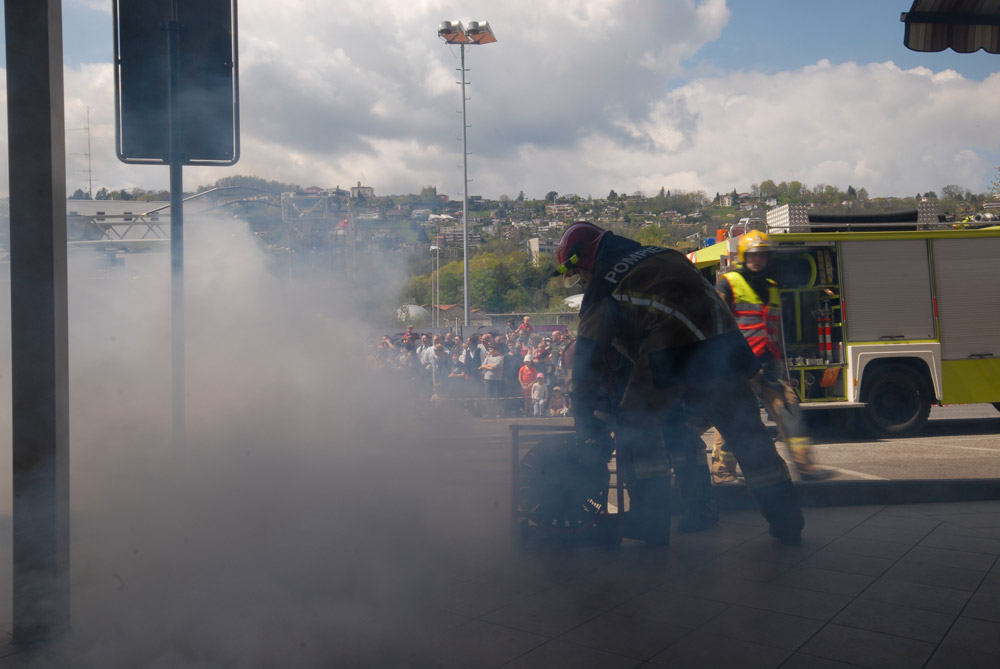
[518,354,538,416]
[516,315,533,337]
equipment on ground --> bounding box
[510,425,623,548]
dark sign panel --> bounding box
[114,0,239,165]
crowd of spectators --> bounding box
[369,319,575,418]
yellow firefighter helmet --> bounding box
[737,230,772,263]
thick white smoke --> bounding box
[0,217,515,665]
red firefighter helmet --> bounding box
[553,221,609,277]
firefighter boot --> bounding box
[752,477,805,546]
[768,506,805,545]
[710,449,740,484]
[769,524,803,546]
[677,498,719,533]
[789,437,831,481]
[673,458,719,533]
[621,477,672,546]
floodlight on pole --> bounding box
[437,19,497,328]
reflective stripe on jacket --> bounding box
[720,271,781,359]
[575,247,755,390]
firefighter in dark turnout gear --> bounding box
[560,338,719,537]
[714,231,829,482]
[555,222,804,545]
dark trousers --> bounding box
[484,379,503,417]
[619,358,803,536]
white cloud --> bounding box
[4,0,1000,200]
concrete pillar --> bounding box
[4,0,71,642]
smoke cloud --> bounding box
[0,217,514,665]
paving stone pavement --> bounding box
[0,414,997,667]
[413,501,1000,668]
[1,500,997,668]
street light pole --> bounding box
[437,20,497,328]
[459,42,470,327]
[430,244,440,327]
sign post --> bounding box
[114,0,239,449]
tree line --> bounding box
[62,171,1000,317]
[403,245,573,314]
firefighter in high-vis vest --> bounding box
[555,221,805,546]
[713,230,829,483]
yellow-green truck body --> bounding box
[688,219,1000,436]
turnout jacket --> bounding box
[716,269,782,360]
[572,234,758,423]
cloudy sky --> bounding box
[2,0,1000,200]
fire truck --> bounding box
[688,203,1000,437]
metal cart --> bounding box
[509,423,626,548]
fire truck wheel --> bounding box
[860,363,931,438]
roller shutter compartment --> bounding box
[841,240,934,342]
[933,237,1000,359]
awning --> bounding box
[686,240,731,269]
[902,0,1000,54]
